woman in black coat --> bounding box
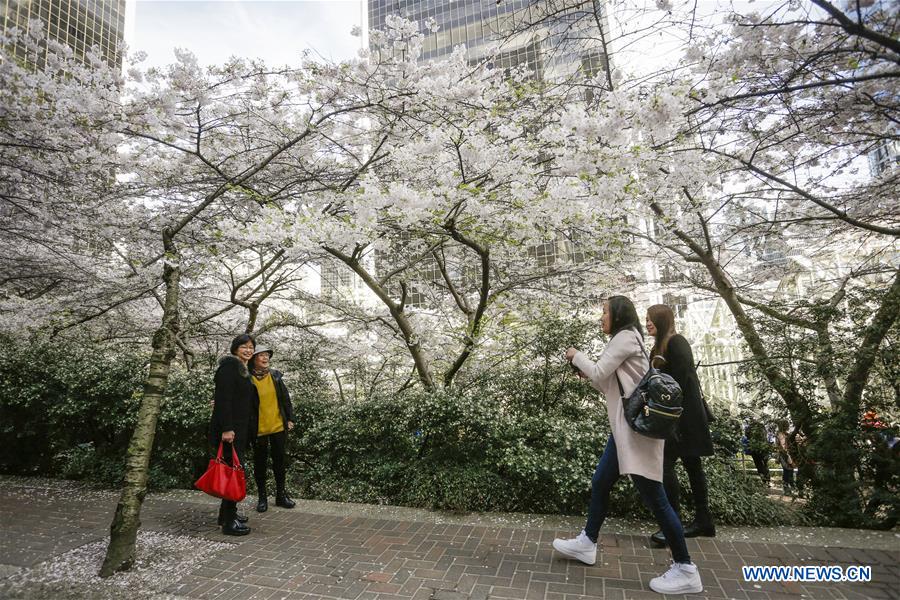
[646,305,715,547]
[209,333,258,536]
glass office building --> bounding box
[2,0,126,69]
[368,0,608,82]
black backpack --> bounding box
[615,330,683,439]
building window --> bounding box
[529,239,559,269]
[662,292,687,318]
[580,50,608,102]
[660,264,683,284]
[868,138,899,177]
[320,261,354,299]
[564,229,588,264]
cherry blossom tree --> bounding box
[503,0,897,523]
[0,26,145,335]
[276,21,640,391]
[3,3,896,574]
[3,23,420,573]
[632,0,898,524]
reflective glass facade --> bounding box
[368,0,608,81]
[2,0,126,69]
[369,0,536,62]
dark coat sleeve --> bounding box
[273,370,294,423]
[209,356,254,452]
[665,335,694,386]
[213,361,237,434]
[664,335,714,457]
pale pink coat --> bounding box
[572,329,664,481]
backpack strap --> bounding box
[614,328,649,397]
[632,327,650,362]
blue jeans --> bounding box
[584,436,691,564]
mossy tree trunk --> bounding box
[99,229,181,577]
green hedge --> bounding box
[0,335,211,488]
[288,367,800,525]
[290,370,609,515]
[0,335,800,526]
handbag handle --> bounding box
[215,441,242,469]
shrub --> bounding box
[0,335,218,489]
[0,332,802,526]
[0,335,145,478]
[286,370,798,525]
[804,413,899,530]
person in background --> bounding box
[775,419,796,496]
[209,334,257,536]
[249,345,296,513]
[554,296,703,595]
[745,418,771,486]
[862,411,899,521]
[645,305,716,548]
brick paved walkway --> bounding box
[0,477,896,599]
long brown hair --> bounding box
[648,304,676,367]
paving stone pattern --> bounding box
[0,481,897,600]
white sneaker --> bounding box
[551,530,597,565]
[649,562,703,595]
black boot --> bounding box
[649,530,667,548]
[217,505,248,525]
[683,521,716,538]
[275,491,296,509]
[256,480,268,512]
[684,508,716,538]
[220,504,250,536]
[222,518,250,536]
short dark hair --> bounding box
[229,333,256,355]
[608,295,643,339]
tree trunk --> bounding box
[810,270,899,526]
[701,253,813,430]
[245,303,258,334]
[99,230,180,577]
[840,268,900,421]
[387,299,435,390]
[443,227,490,388]
[649,202,813,431]
[324,246,436,390]
[814,326,842,410]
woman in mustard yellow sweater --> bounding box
[249,345,296,512]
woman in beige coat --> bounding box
[553,296,702,595]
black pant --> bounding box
[749,451,770,484]
[253,430,288,498]
[218,440,245,521]
[663,448,713,528]
[780,457,795,490]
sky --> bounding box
[126,0,366,69]
[123,1,783,75]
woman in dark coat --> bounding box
[646,305,715,548]
[209,333,258,536]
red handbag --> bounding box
[194,442,247,501]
